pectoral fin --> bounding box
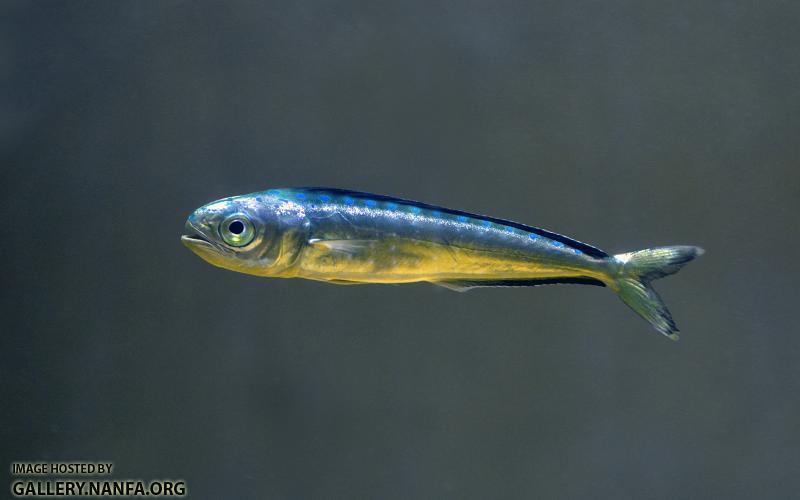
[308,238,378,255]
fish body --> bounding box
[182,188,703,339]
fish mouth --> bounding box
[181,233,214,248]
[181,220,226,252]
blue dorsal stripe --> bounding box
[295,187,609,259]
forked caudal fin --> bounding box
[607,246,704,341]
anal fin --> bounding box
[432,277,606,292]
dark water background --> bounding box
[2,1,798,498]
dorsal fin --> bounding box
[298,187,609,259]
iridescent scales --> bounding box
[272,188,582,255]
[183,187,704,338]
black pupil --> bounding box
[228,220,245,235]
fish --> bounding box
[182,187,703,340]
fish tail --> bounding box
[604,246,704,340]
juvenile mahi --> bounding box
[182,188,703,340]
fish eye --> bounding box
[220,215,255,247]
[228,220,245,234]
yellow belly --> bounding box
[293,238,600,284]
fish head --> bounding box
[181,192,307,276]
